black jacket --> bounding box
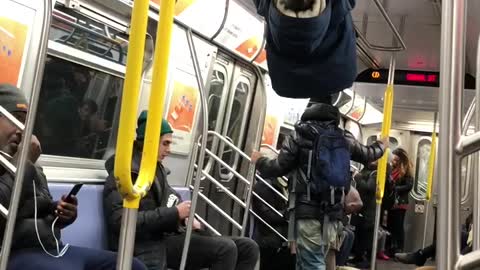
[354,166,377,225]
[252,177,288,249]
[393,174,413,207]
[0,160,71,251]
[256,104,385,220]
[103,146,182,270]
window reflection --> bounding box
[414,139,431,197]
[34,56,123,159]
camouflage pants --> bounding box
[295,218,343,270]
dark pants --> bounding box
[352,219,374,260]
[165,233,259,270]
[336,227,354,266]
[387,209,406,253]
[259,247,295,270]
[7,245,147,270]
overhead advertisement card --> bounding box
[0,0,35,86]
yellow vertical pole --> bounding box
[376,84,394,204]
[113,0,176,269]
[426,114,438,201]
[371,56,395,270]
[114,0,150,204]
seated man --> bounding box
[103,111,259,270]
[0,84,147,270]
[252,148,295,270]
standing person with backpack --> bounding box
[251,96,387,270]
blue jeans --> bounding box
[296,219,342,270]
[8,246,147,270]
[336,227,355,266]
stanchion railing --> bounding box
[0,0,52,269]
[421,112,437,248]
[183,132,288,246]
[473,36,480,252]
[179,28,209,270]
[113,0,175,269]
[434,0,480,268]
[370,55,395,270]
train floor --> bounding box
[375,259,436,270]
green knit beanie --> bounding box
[136,111,173,141]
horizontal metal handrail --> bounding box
[0,205,7,218]
[0,106,25,131]
[206,131,251,161]
[202,146,250,185]
[260,144,279,154]
[194,164,246,207]
[252,192,284,218]
[354,0,407,52]
[250,209,287,242]
[0,156,16,175]
[255,174,288,202]
[194,214,221,236]
[189,185,242,230]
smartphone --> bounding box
[66,183,83,201]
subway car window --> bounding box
[50,8,128,65]
[414,138,431,197]
[34,56,123,159]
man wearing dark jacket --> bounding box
[251,97,386,270]
[0,84,147,270]
[349,162,391,268]
[103,111,259,270]
[252,146,295,270]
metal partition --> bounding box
[184,134,289,242]
[0,0,52,268]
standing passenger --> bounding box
[250,96,387,270]
[386,148,413,255]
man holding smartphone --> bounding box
[0,84,147,270]
[103,111,260,270]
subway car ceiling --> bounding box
[53,0,480,130]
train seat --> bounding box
[48,182,191,251]
[48,183,109,250]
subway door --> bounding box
[206,62,256,235]
[195,53,235,223]
[404,133,435,252]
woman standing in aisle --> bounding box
[387,148,413,255]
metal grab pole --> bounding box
[179,28,209,270]
[115,0,176,268]
[370,55,395,270]
[437,0,466,267]
[473,35,480,251]
[0,0,51,268]
[423,113,437,248]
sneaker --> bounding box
[395,251,427,266]
[377,251,390,260]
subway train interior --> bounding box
[1,0,480,269]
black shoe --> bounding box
[395,251,427,266]
[347,256,364,265]
[354,260,371,269]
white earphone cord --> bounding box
[33,180,69,258]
